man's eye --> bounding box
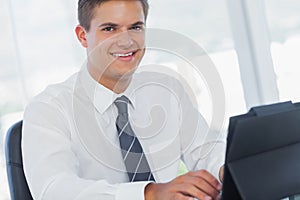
[102,27,115,32]
[130,26,143,31]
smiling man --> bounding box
[76,0,147,94]
[22,0,225,200]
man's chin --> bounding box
[115,66,137,80]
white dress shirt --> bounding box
[22,66,226,200]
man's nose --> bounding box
[117,31,133,48]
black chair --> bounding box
[5,121,33,200]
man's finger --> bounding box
[172,177,220,199]
[188,170,222,191]
[174,183,214,200]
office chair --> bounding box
[5,120,33,200]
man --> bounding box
[22,0,225,199]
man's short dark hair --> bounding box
[78,0,149,32]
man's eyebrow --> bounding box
[131,21,145,26]
[98,22,118,28]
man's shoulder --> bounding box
[132,70,186,96]
[133,71,184,88]
[28,72,79,107]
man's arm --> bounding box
[22,100,150,200]
[144,101,224,199]
[149,78,225,200]
[179,92,226,177]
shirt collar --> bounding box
[79,65,136,114]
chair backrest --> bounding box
[5,121,33,200]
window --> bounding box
[1,1,83,199]
[145,0,246,126]
[265,0,300,102]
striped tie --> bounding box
[114,95,155,182]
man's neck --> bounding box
[87,65,132,94]
[101,77,131,94]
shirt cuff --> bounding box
[210,158,224,181]
[116,181,152,200]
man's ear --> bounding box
[75,25,88,48]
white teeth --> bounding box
[113,52,134,57]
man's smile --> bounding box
[110,49,139,61]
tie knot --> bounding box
[114,95,129,114]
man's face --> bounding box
[82,1,146,85]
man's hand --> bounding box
[145,170,222,200]
[219,166,224,183]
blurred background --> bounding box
[1,0,300,199]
